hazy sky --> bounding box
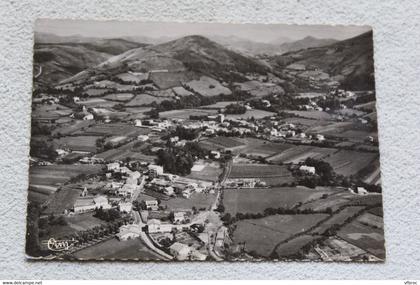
[35,19,371,42]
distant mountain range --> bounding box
[33,31,373,90]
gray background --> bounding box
[0,0,419,279]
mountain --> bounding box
[270,31,375,90]
[62,35,270,85]
[279,36,337,53]
[33,34,147,85]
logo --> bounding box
[43,238,77,252]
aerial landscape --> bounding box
[26,20,384,262]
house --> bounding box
[116,224,142,241]
[134,119,142,127]
[182,188,193,198]
[119,202,132,213]
[145,200,159,211]
[129,171,141,180]
[315,134,325,141]
[173,212,187,223]
[210,150,221,159]
[147,219,173,233]
[164,186,175,196]
[73,195,111,214]
[170,136,179,143]
[148,164,164,176]
[357,187,368,195]
[169,242,192,261]
[83,113,94,120]
[299,165,316,175]
[107,162,120,171]
[137,135,149,142]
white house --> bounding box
[164,186,175,196]
[169,242,192,261]
[357,187,368,195]
[134,119,142,127]
[137,135,149,142]
[316,134,325,141]
[107,162,120,171]
[299,165,316,175]
[148,164,164,176]
[119,202,132,213]
[116,224,142,241]
[173,212,187,224]
[83,113,94,120]
[210,150,221,159]
[145,200,159,211]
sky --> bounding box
[35,19,371,43]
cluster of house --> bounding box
[146,164,213,198]
[224,178,265,189]
[106,162,144,199]
[73,187,112,214]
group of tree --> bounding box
[224,103,247,114]
[30,139,58,161]
[93,207,122,222]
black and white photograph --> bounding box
[26,19,385,262]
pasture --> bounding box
[185,76,231,97]
[228,163,294,185]
[275,234,320,258]
[232,214,328,257]
[322,150,378,176]
[239,138,294,158]
[76,123,151,137]
[224,186,338,215]
[310,206,366,235]
[337,220,385,259]
[73,237,162,260]
[125,94,172,107]
[225,109,276,120]
[160,193,216,211]
[159,108,218,119]
[283,110,334,120]
[103,93,135,102]
[267,145,337,164]
[96,141,156,162]
[186,161,222,182]
[53,135,99,152]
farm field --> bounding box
[103,93,135,102]
[160,193,216,211]
[75,123,151,137]
[225,109,276,120]
[200,101,243,110]
[125,94,172,106]
[354,101,376,112]
[299,190,355,212]
[239,138,294,158]
[73,237,162,260]
[310,206,366,235]
[275,234,320,258]
[185,76,231,97]
[52,120,94,136]
[228,164,295,185]
[42,184,84,214]
[76,98,119,108]
[200,136,245,152]
[322,150,378,176]
[356,212,384,229]
[53,135,99,152]
[115,72,147,83]
[224,186,339,215]
[159,108,218,119]
[232,214,328,257]
[281,117,331,130]
[29,164,102,187]
[49,212,108,238]
[83,88,110,97]
[96,141,156,162]
[337,220,385,259]
[186,161,222,182]
[267,145,338,164]
[283,110,334,120]
[367,206,383,217]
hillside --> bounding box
[279,36,337,53]
[61,35,270,85]
[33,36,147,85]
[270,31,375,90]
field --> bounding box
[49,212,108,238]
[42,184,83,214]
[185,76,231,97]
[356,212,384,229]
[322,150,378,176]
[337,220,385,258]
[53,135,99,152]
[275,234,320,258]
[103,93,135,102]
[267,145,338,164]
[224,109,276,120]
[52,120,94,136]
[203,136,245,149]
[224,186,339,215]
[232,214,328,257]
[310,206,366,235]
[354,101,376,112]
[200,101,243,110]
[186,161,222,182]
[73,237,162,260]
[234,81,284,97]
[239,138,294,158]
[29,164,102,187]
[75,123,151,137]
[115,72,148,83]
[83,88,110,97]
[160,193,216,211]
[159,108,218,119]
[228,163,295,185]
[96,141,156,162]
[284,110,334,120]
[125,94,173,106]
[299,191,355,212]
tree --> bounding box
[224,103,247,114]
